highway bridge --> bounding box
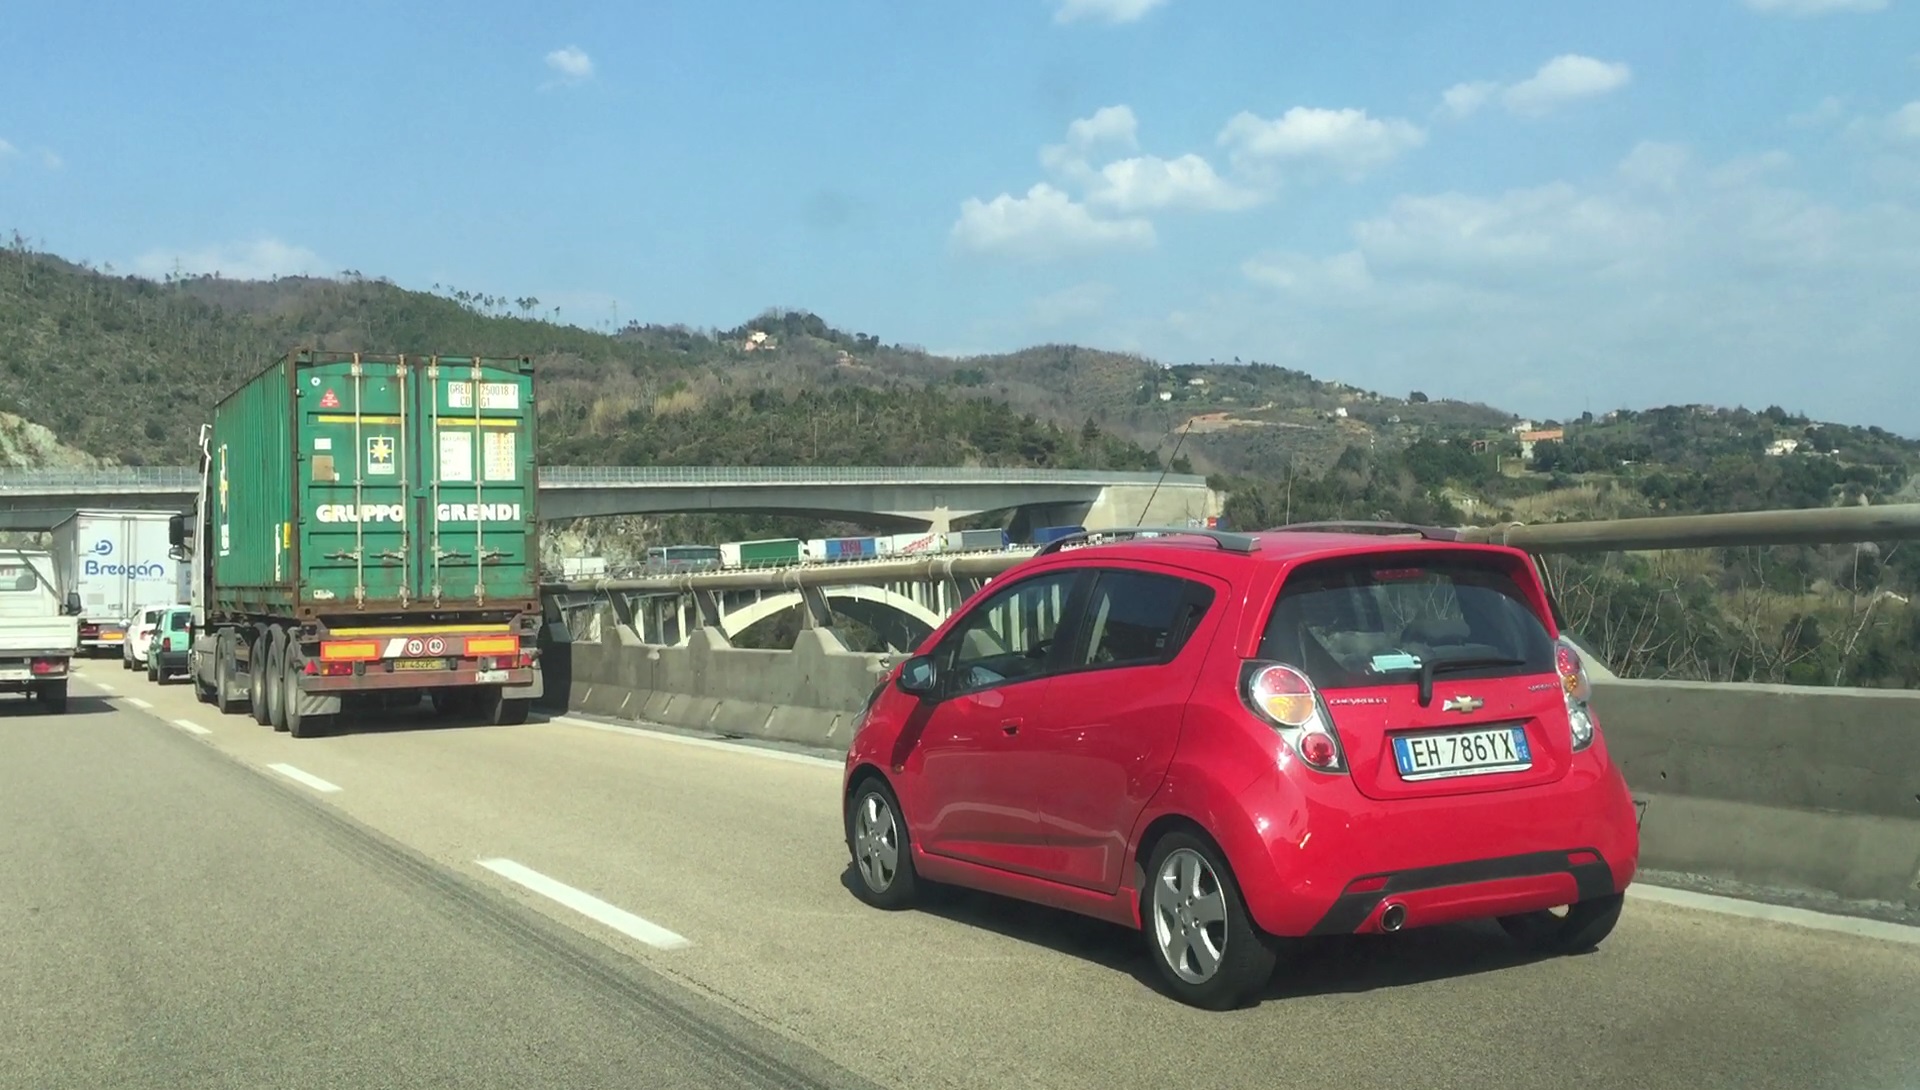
[9,504,1920,1089]
[0,464,1220,533]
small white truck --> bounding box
[0,547,82,712]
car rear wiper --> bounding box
[1418,654,1527,707]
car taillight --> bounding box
[1557,638,1596,751]
[1241,662,1348,774]
[31,658,65,675]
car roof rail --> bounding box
[1033,526,1262,557]
[1263,520,1463,541]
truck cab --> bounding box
[0,549,82,712]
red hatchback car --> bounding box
[841,525,1640,1009]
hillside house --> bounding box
[1519,428,1564,459]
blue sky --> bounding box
[4,0,1918,431]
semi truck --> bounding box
[172,351,544,737]
[0,548,81,712]
[49,509,183,655]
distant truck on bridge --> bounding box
[170,351,545,737]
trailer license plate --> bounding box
[476,669,508,683]
[394,659,444,671]
[1392,726,1531,781]
[0,668,29,681]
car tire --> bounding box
[1141,831,1278,1011]
[844,777,919,910]
[1497,892,1625,955]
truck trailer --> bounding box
[173,351,544,737]
[50,509,182,655]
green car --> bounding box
[148,607,191,683]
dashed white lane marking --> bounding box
[556,715,843,771]
[126,697,152,709]
[1630,883,1920,947]
[170,718,211,736]
[477,857,692,950]
[94,680,117,691]
[267,763,342,794]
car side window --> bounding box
[1073,570,1215,670]
[937,571,1079,693]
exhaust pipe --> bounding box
[1380,902,1407,932]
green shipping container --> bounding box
[208,351,539,622]
[737,538,802,569]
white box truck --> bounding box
[50,509,184,656]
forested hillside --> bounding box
[5,235,1920,688]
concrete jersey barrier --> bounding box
[547,614,1920,914]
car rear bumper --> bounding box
[1234,762,1640,937]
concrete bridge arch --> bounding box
[704,585,943,653]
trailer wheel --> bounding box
[484,688,531,726]
[265,632,289,733]
[284,651,332,739]
[215,633,244,715]
[249,629,272,727]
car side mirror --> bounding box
[896,655,939,698]
[168,513,186,547]
[63,592,81,616]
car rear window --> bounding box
[1257,552,1556,689]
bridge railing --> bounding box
[0,464,1208,491]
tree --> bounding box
[1409,391,1429,403]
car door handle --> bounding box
[1001,718,1023,736]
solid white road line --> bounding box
[126,697,152,709]
[556,715,844,771]
[267,763,342,794]
[1630,883,1920,947]
[170,718,212,736]
[477,857,692,950]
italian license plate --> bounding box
[475,669,508,683]
[0,668,29,681]
[1392,726,1531,781]
[394,658,444,671]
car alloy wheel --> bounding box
[1142,831,1278,1010]
[845,779,919,909]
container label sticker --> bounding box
[315,504,406,523]
[447,381,521,410]
[314,437,333,451]
[483,431,516,481]
[366,435,396,476]
[436,502,522,523]
[319,389,340,409]
[438,431,473,482]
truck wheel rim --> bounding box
[1152,848,1230,985]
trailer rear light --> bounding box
[1240,661,1349,774]
[31,658,66,675]
[464,635,519,656]
[320,639,381,661]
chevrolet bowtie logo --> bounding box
[1441,695,1484,714]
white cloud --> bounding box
[0,139,17,160]
[1439,81,1499,120]
[1087,153,1265,212]
[1440,55,1633,121]
[129,237,329,281]
[1891,102,1920,142]
[38,149,62,169]
[1788,96,1847,128]
[1218,106,1427,179]
[543,46,594,86]
[1040,104,1139,178]
[951,183,1155,260]
[1744,0,1887,14]
[1501,55,1632,117]
[1218,142,1920,428]
[1051,0,1168,25]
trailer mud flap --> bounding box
[296,691,345,717]
[504,672,544,700]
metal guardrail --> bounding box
[556,503,1920,594]
[0,465,1205,491]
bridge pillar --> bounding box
[799,585,836,630]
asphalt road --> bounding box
[7,660,1920,1090]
